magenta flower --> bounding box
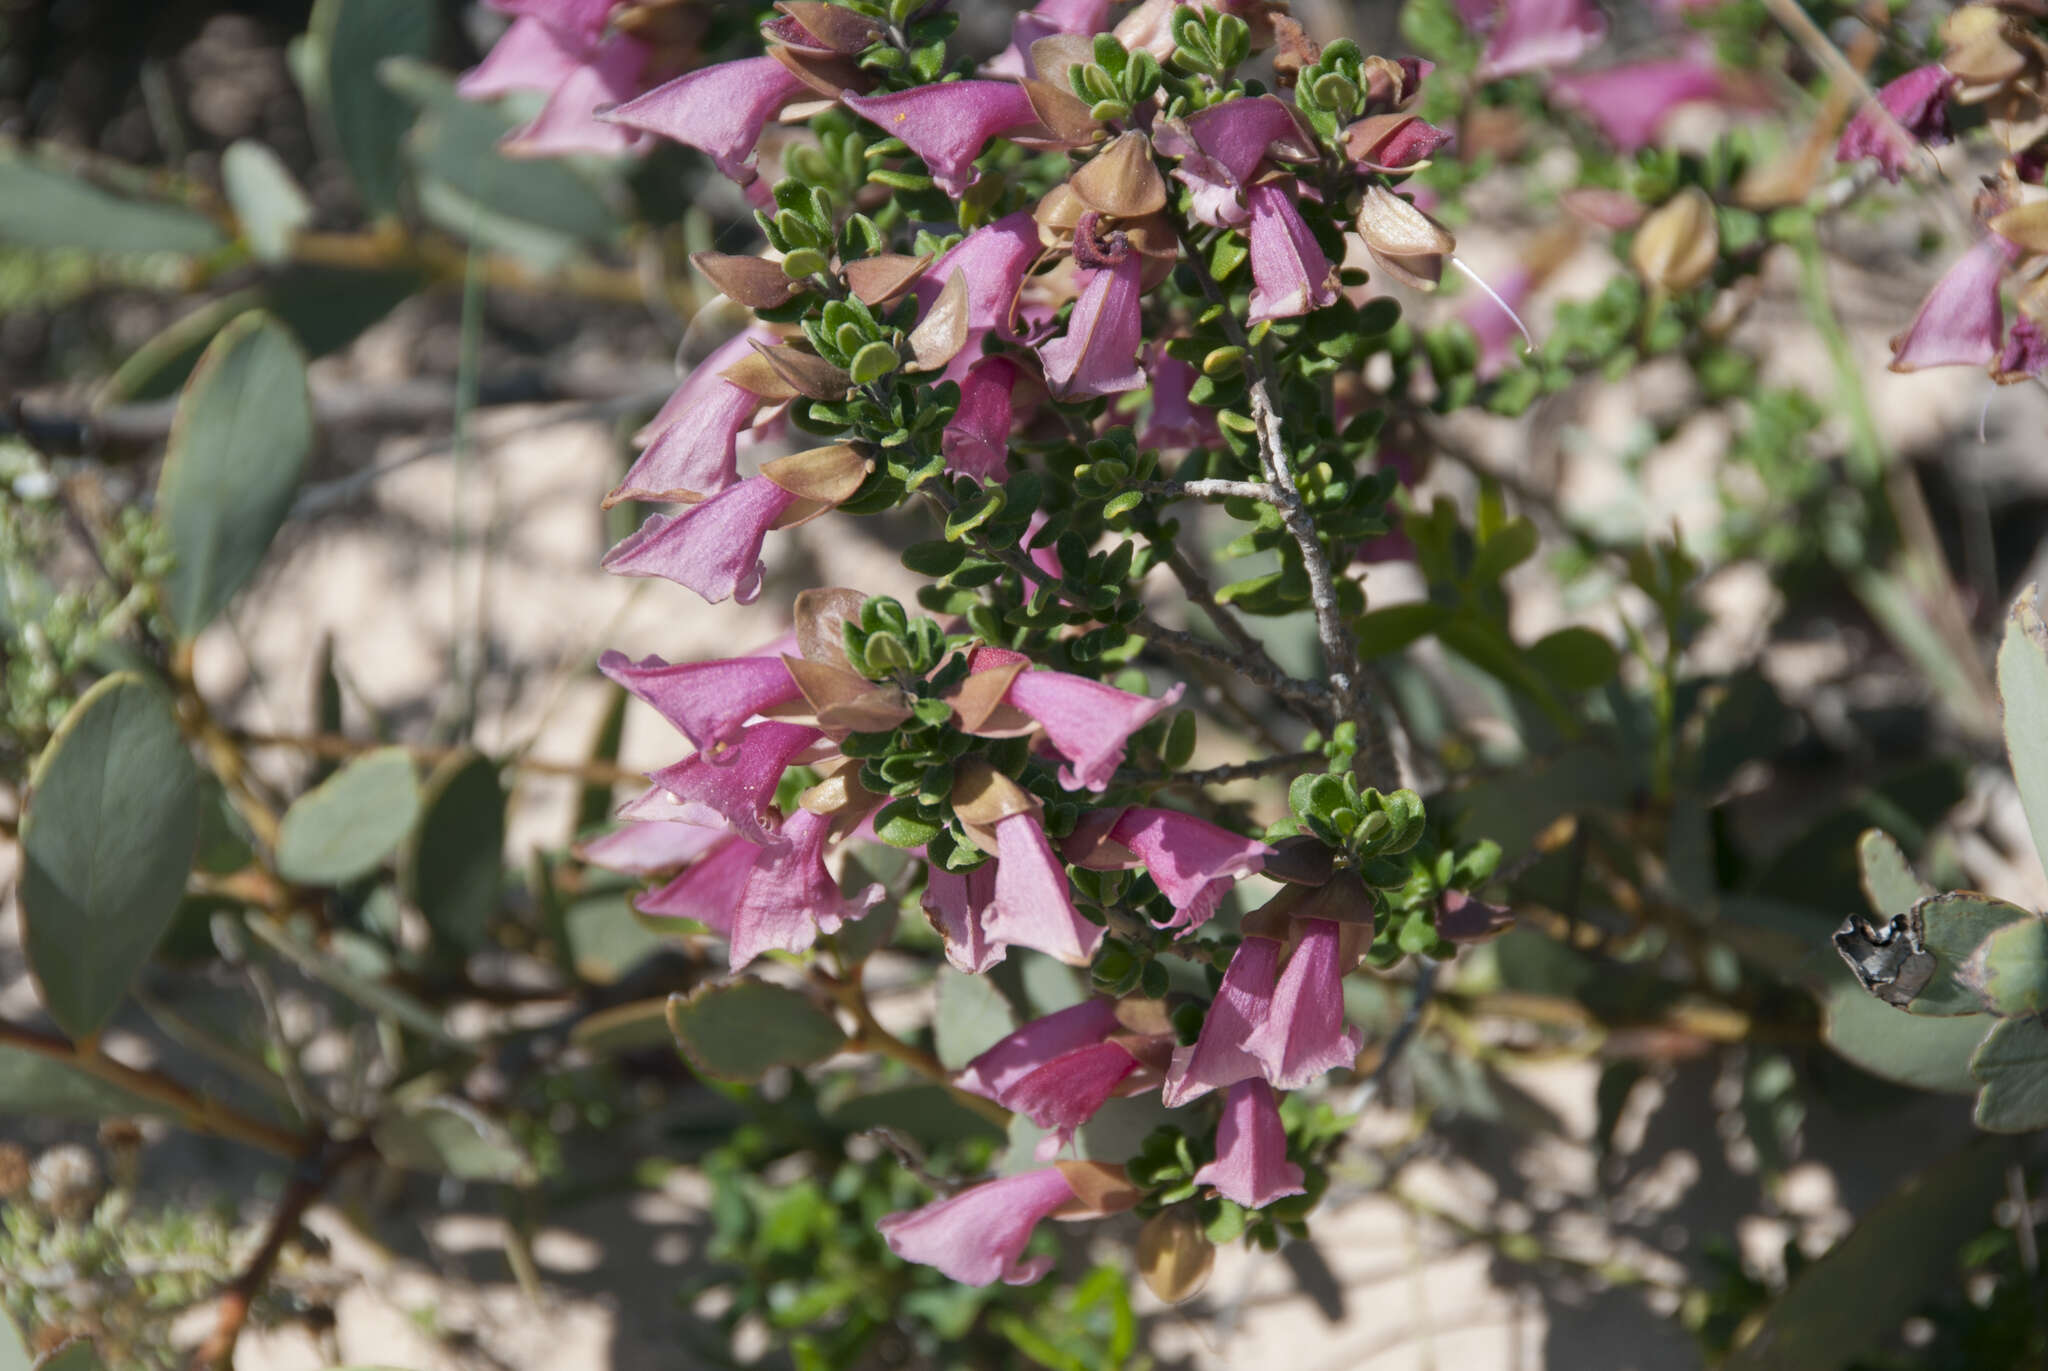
[916,212,1042,344]
[635,833,756,933]
[1162,934,1280,1107]
[843,82,1038,197]
[612,330,777,505]
[1475,0,1607,81]
[1242,919,1362,1090]
[1246,181,1339,323]
[490,0,615,40]
[1139,349,1217,451]
[1073,807,1271,932]
[604,57,809,191]
[577,817,731,877]
[640,720,820,848]
[1889,235,2015,372]
[1837,65,1954,183]
[1549,55,1726,152]
[1039,254,1147,402]
[957,1000,1136,1157]
[1192,1080,1305,1209]
[986,0,1115,79]
[989,812,1105,965]
[461,18,647,158]
[923,864,1006,973]
[943,356,1021,481]
[1345,114,1455,173]
[1155,95,1308,227]
[877,1167,1077,1285]
[982,666,1184,791]
[601,475,797,604]
[726,808,884,968]
[597,651,801,760]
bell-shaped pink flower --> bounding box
[943,356,1020,481]
[957,1000,1134,1157]
[578,817,730,876]
[635,833,755,933]
[999,667,1185,791]
[1138,349,1217,451]
[878,1167,1076,1285]
[1890,235,2014,372]
[1158,95,1308,227]
[1242,919,1362,1090]
[613,331,775,504]
[641,720,820,848]
[1192,1079,1305,1209]
[923,864,1005,973]
[508,34,650,157]
[604,57,808,189]
[489,0,615,43]
[1838,64,1953,183]
[601,475,797,604]
[460,16,585,99]
[728,808,884,969]
[1548,55,1725,151]
[990,812,1105,965]
[1246,181,1339,323]
[916,212,1041,343]
[1038,254,1147,400]
[598,651,801,760]
[843,82,1038,197]
[1162,935,1280,1107]
[986,0,1115,79]
[1105,807,1272,932]
[1475,0,1607,81]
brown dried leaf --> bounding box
[751,341,852,401]
[844,252,932,306]
[690,252,800,308]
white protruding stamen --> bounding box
[1449,255,1537,361]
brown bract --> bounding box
[770,1,883,55]
[1051,1161,1142,1219]
[946,657,1033,734]
[1018,78,1105,150]
[690,251,801,309]
[949,758,1041,828]
[751,340,853,400]
[905,270,971,372]
[781,654,914,733]
[1343,112,1438,172]
[1138,1210,1216,1304]
[761,444,872,527]
[1355,183,1455,289]
[767,42,871,100]
[794,587,867,669]
[844,253,933,307]
[1262,834,1337,887]
[1990,200,2048,253]
[1070,131,1170,219]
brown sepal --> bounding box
[1070,131,1168,219]
[751,340,853,401]
[906,269,971,372]
[844,252,932,306]
[690,251,801,309]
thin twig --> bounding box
[809,969,1013,1128]
[1160,544,1321,727]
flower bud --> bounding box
[1138,1209,1216,1303]
[1355,184,1455,290]
[1631,187,1719,293]
[29,1144,103,1223]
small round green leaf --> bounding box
[665,981,848,1082]
[20,674,201,1040]
[221,140,312,262]
[274,746,420,885]
[402,749,505,953]
[156,311,314,637]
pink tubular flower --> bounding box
[640,720,820,848]
[1242,919,1362,1089]
[1838,65,1954,183]
[577,817,730,876]
[635,833,756,932]
[944,356,1021,481]
[1139,349,1217,451]
[986,0,1115,79]
[1157,95,1308,227]
[604,57,808,190]
[957,1000,1135,1157]
[1889,235,2015,372]
[998,667,1185,791]
[1475,0,1607,81]
[1997,315,2048,383]
[613,330,775,505]
[1548,55,1726,152]
[727,808,884,968]
[1193,1080,1305,1209]
[916,212,1042,344]
[990,812,1106,965]
[1039,255,1147,400]
[1102,807,1272,932]
[842,82,1038,197]
[923,864,1006,972]
[1162,935,1280,1107]
[877,1167,1077,1285]
[1246,181,1339,323]
[460,14,650,158]
[600,475,798,604]
[597,651,801,760]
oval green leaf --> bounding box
[402,749,505,953]
[933,965,1015,1070]
[0,152,224,255]
[314,0,433,216]
[666,981,848,1082]
[275,746,420,885]
[20,674,201,1039]
[371,1098,537,1185]
[1908,891,2033,1018]
[156,311,314,637]
[221,140,312,262]
[1970,1013,2048,1132]
[1855,828,1932,920]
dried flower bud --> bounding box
[1355,184,1455,289]
[1138,1209,1217,1303]
[1631,187,1719,293]
[29,1144,104,1223]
